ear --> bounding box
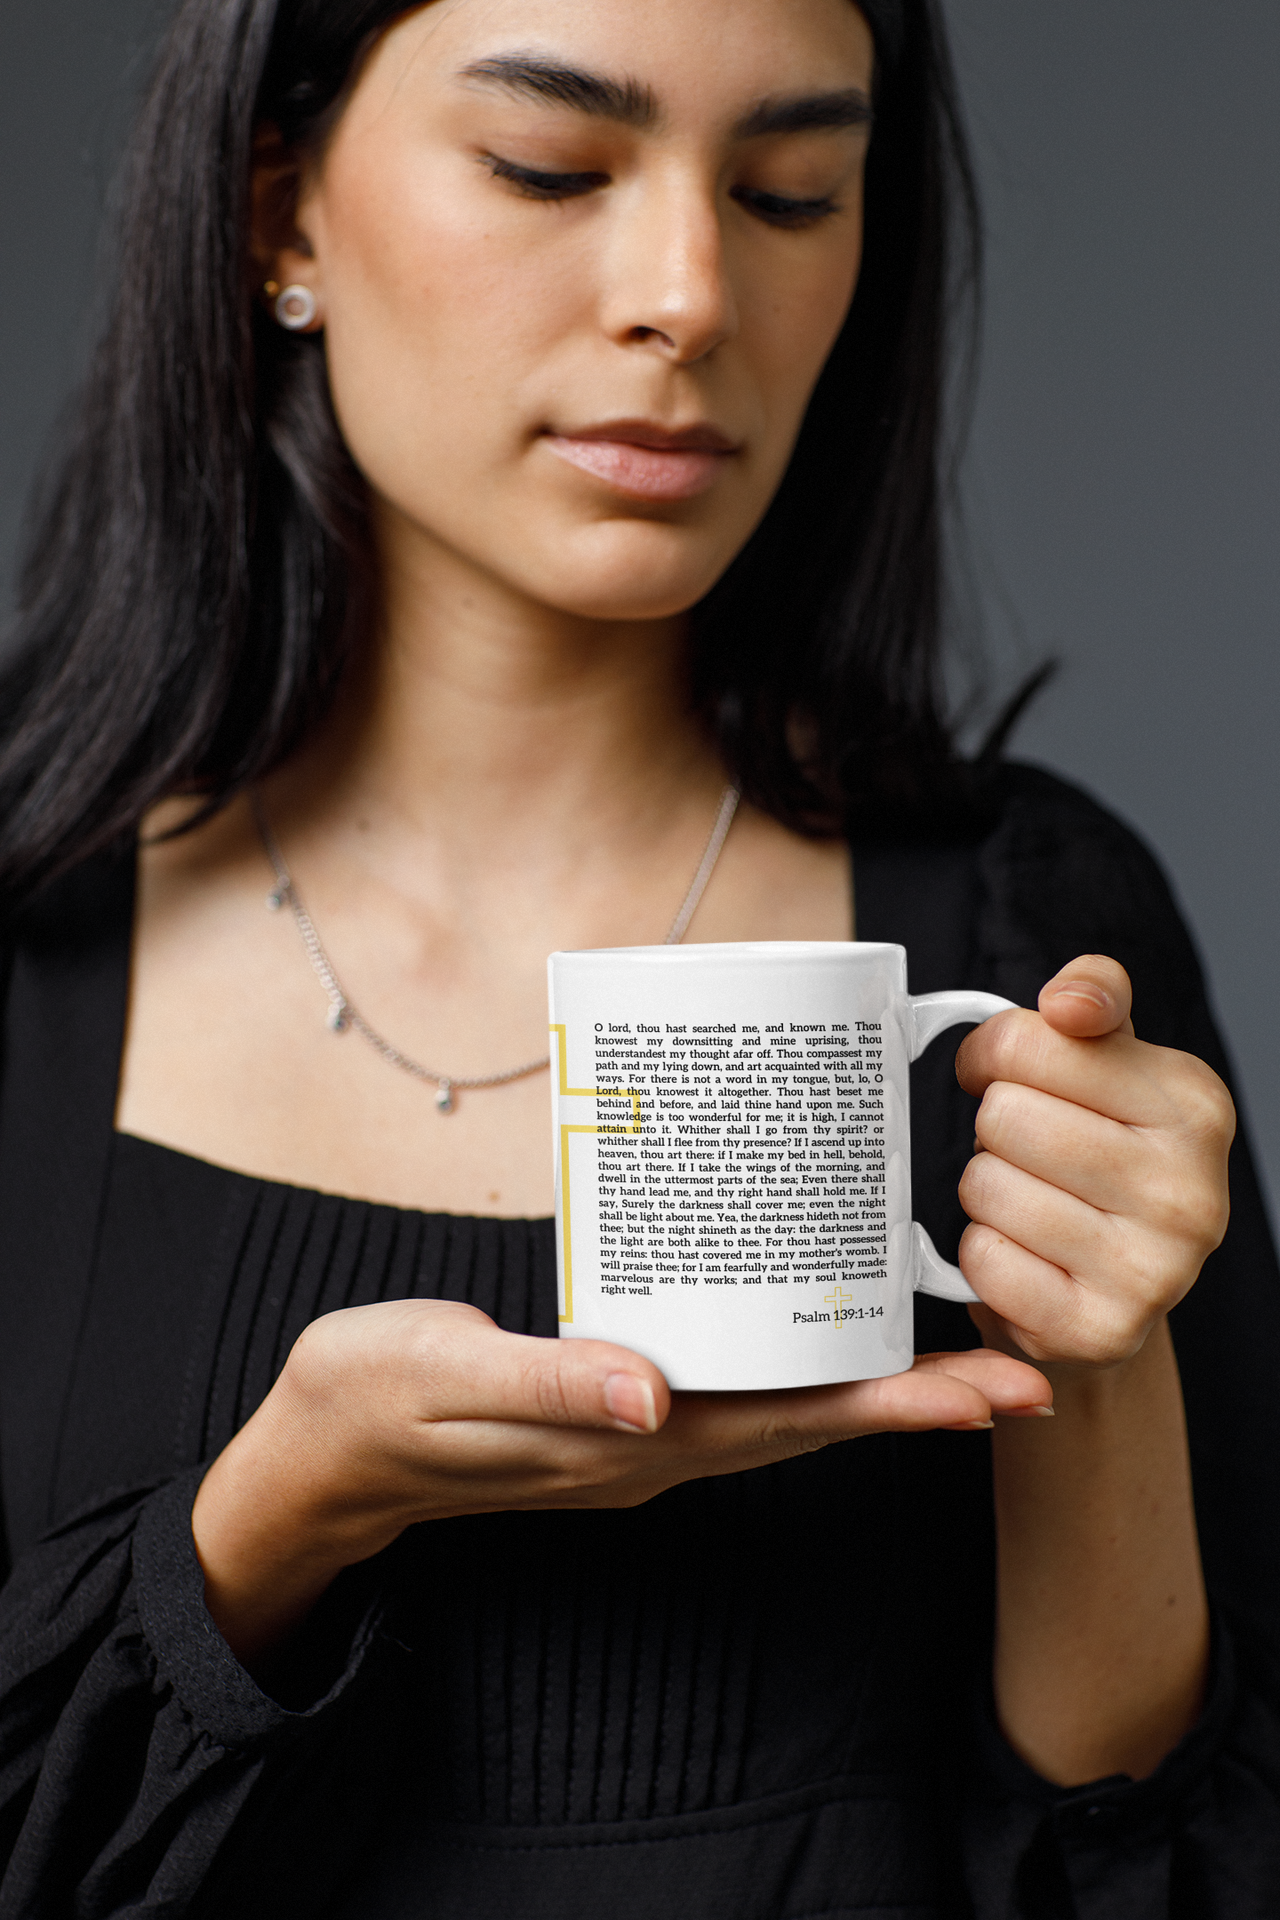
[250,122,324,330]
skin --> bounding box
[116,0,1233,1788]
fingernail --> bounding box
[1029,1405,1055,1417]
[1046,984,1109,1010]
[959,1418,995,1431]
[604,1374,658,1434]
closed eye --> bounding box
[731,186,841,230]
[484,154,841,230]
[485,154,609,200]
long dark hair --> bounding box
[0,0,982,906]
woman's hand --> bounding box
[193,1302,1049,1661]
[955,954,1234,1365]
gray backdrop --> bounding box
[3,1,1278,1214]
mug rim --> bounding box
[549,941,906,963]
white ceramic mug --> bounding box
[547,943,1015,1391]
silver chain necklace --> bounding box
[254,785,741,1114]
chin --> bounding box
[522,519,744,624]
[544,580,713,623]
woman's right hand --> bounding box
[192,1298,1050,1660]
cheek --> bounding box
[719,218,864,526]
[748,225,864,446]
[315,150,586,500]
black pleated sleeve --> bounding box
[0,1472,394,1919]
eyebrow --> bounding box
[459,55,873,141]
[733,90,873,139]
[460,55,659,130]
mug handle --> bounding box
[906,989,1019,1306]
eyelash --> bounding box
[484,155,840,230]
[486,155,609,199]
[732,186,840,231]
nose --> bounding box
[600,169,738,366]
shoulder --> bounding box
[973,762,1209,1048]
[1,842,135,959]
[981,760,1183,915]
[0,844,136,1068]
[848,762,1202,1031]
[978,759,1189,944]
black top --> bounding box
[1,765,1278,1920]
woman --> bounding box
[0,0,1276,1914]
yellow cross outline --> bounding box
[550,1024,644,1323]
[824,1283,855,1326]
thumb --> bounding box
[1037,954,1134,1039]
[394,1301,673,1436]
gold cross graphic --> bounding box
[550,1025,644,1326]
[824,1284,854,1325]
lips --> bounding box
[541,420,738,502]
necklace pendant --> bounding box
[327,1000,351,1033]
[267,884,287,911]
[435,1081,455,1114]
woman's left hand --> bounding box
[954,955,1235,1366]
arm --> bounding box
[956,956,1229,1786]
[988,1318,1207,1783]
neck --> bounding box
[274,509,725,866]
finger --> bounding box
[957,1008,1208,1128]
[414,1356,1029,1489]
[406,1349,1057,1516]
[960,1148,1138,1287]
[673,1348,1051,1448]
[966,1074,1230,1264]
[908,1347,1054,1423]
[824,1370,997,1435]
[1038,954,1133,1038]
[974,1080,1158,1214]
[909,1346,1052,1408]
[974,1077,1232,1250]
[365,1300,674,1435]
[960,1148,1214,1350]
[958,1220,1151,1364]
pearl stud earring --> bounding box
[272,283,319,331]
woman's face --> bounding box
[277,0,875,623]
